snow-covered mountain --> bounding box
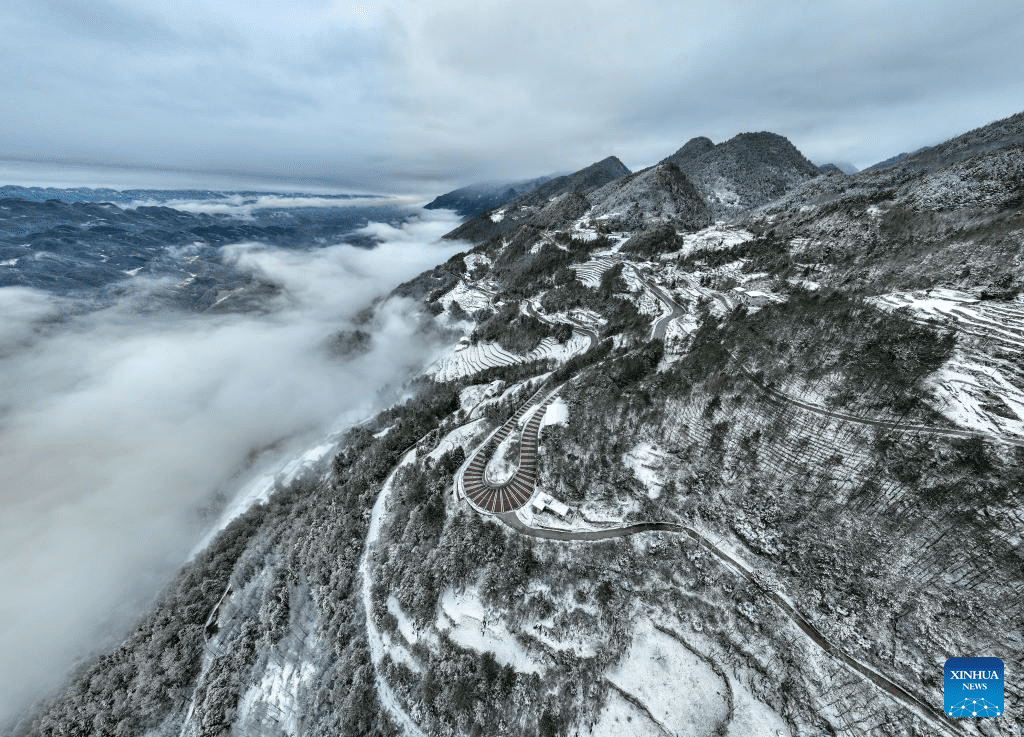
[444,156,630,242]
[11,112,1024,737]
[440,130,822,245]
[663,131,822,215]
[587,161,712,231]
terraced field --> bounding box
[428,333,590,382]
[570,258,617,287]
[871,290,1024,438]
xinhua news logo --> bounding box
[944,657,1004,718]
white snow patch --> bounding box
[571,258,617,287]
[541,398,569,427]
[1,259,20,267]
[490,209,506,222]
[659,224,754,259]
[664,316,699,346]
[712,182,741,207]
[437,279,492,314]
[387,594,437,648]
[381,633,421,672]
[567,307,607,327]
[871,290,1024,437]
[622,443,668,499]
[235,656,317,737]
[428,418,487,461]
[459,380,505,411]
[484,432,519,484]
[727,677,792,737]
[436,587,543,673]
[786,276,821,291]
[606,623,729,737]
[428,333,587,382]
[587,688,662,737]
[463,252,491,271]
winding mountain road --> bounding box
[500,512,958,735]
[458,305,600,514]
[363,249,1001,736]
[452,264,970,736]
[633,267,686,340]
[461,388,560,513]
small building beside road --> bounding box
[531,493,570,519]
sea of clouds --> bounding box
[127,193,420,218]
[0,208,464,723]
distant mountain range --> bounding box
[0,185,367,205]
[0,189,411,306]
[817,162,858,175]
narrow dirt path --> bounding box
[361,447,428,737]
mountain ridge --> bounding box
[443,155,630,242]
[423,175,556,219]
[437,129,824,243]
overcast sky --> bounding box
[1,0,1022,194]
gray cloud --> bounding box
[0,209,465,722]
[1,1,1023,191]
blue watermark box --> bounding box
[944,657,1004,717]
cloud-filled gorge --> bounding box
[0,209,464,722]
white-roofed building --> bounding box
[531,493,570,519]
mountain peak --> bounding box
[582,155,631,179]
[666,136,715,167]
[718,131,820,172]
[588,160,711,230]
[659,130,820,213]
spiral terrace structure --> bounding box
[460,389,559,513]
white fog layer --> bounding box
[0,209,464,721]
